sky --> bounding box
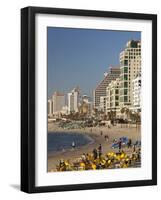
[47,27,141,98]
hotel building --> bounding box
[68,88,79,113]
[119,40,141,108]
[93,67,120,109]
[48,99,53,117]
[52,91,65,115]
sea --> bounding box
[48,132,93,154]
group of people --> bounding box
[100,130,109,142]
[55,144,141,172]
[112,137,138,151]
[92,144,102,159]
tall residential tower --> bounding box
[52,91,65,114]
[119,40,141,108]
[93,67,120,109]
[68,88,80,113]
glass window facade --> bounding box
[124,67,128,73]
[124,82,128,88]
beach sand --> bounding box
[47,123,141,171]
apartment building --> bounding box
[52,91,65,114]
[93,67,120,109]
[106,78,120,116]
[48,99,53,117]
[119,40,141,108]
[68,88,79,113]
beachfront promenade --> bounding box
[47,123,141,172]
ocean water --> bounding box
[48,132,93,154]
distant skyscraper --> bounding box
[68,88,79,113]
[48,99,53,116]
[93,67,120,109]
[119,40,141,107]
[52,91,65,114]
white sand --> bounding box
[47,123,141,171]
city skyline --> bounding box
[48,27,141,98]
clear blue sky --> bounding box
[48,27,141,98]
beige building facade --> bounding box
[93,67,120,109]
[106,78,120,117]
[119,40,141,109]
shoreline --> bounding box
[47,131,95,157]
[47,123,141,171]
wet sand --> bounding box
[47,123,141,171]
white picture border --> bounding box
[35,14,152,186]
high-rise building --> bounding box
[52,91,65,114]
[48,99,53,117]
[119,40,141,108]
[68,88,79,113]
[132,73,141,112]
[106,78,120,115]
[93,67,120,109]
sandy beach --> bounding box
[47,123,141,171]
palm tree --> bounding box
[135,111,140,128]
[120,107,125,128]
[120,107,125,115]
[130,111,140,128]
[125,108,133,127]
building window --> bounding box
[115,89,119,94]
[124,74,128,81]
[121,82,124,88]
[124,60,128,66]
[120,89,124,96]
[115,102,119,106]
[120,75,124,81]
[124,82,128,88]
[124,89,128,95]
[120,96,124,102]
[115,96,119,100]
[124,67,128,73]
[124,96,128,102]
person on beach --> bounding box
[104,135,106,141]
[93,148,98,160]
[113,138,117,143]
[72,141,75,149]
[127,138,132,148]
[98,144,102,158]
[133,143,136,152]
[58,159,66,171]
[100,130,103,136]
[82,153,86,162]
[136,148,141,161]
[118,139,122,150]
[105,135,109,142]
